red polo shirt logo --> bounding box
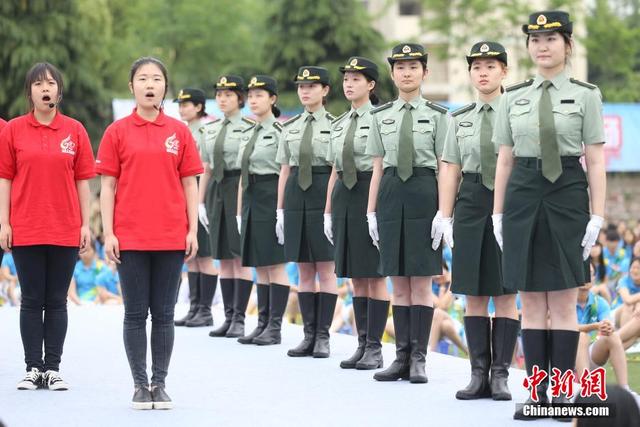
[165,133,179,155]
[60,134,76,155]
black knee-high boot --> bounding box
[490,317,520,400]
[287,292,317,357]
[340,296,368,368]
[373,305,410,381]
[253,283,290,345]
[409,305,434,384]
[356,298,390,370]
[175,272,200,326]
[313,292,338,358]
[186,273,217,327]
[514,329,549,421]
[226,279,254,338]
[549,329,579,422]
[456,316,492,399]
[209,278,235,337]
[238,283,269,344]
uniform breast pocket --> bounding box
[413,122,435,149]
[313,136,330,158]
[552,104,583,135]
[379,122,397,151]
[286,136,302,158]
[354,130,369,152]
[456,127,476,155]
[508,104,532,136]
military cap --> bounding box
[248,75,278,95]
[173,88,206,104]
[215,75,245,91]
[466,41,508,67]
[522,11,573,35]
[387,43,428,65]
[293,66,330,85]
[339,56,379,81]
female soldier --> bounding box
[235,75,289,345]
[324,57,390,370]
[97,57,202,409]
[366,44,449,384]
[433,42,519,400]
[276,66,338,358]
[173,88,219,328]
[199,76,256,338]
[0,63,94,391]
[491,11,606,420]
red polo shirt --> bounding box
[96,109,203,251]
[0,118,6,129]
[0,112,96,247]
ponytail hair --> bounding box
[271,104,281,118]
[364,74,379,105]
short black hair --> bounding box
[606,229,621,242]
[129,56,169,98]
[24,62,64,110]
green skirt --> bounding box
[196,176,211,258]
[284,166,334,263]
[332,171,381,278]
[503,157,590,292]
[207,171,241,260]
[377,167,442,277]
[451,173,514,296]
[240,174,285,267]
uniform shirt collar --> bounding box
[394,95,422,111]
[27,111,63,130]
[132,108,167,126]
[303,106,326,122]
[533,71,569,90]
[476,95,502,113]
[351,101,373,117]
[225,111,243,125]
[258,115,276,130]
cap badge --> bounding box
[302,69,310,78]
[480,43,489,53]
[350,58,358,67]
[537,14,547,25]
[402,45,411,54]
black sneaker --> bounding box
[17,368,42,390]
[131,385,153,410]
[150,384,173,410]
[43,370,69,391]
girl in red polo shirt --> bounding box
[0,63,95,391]
[97,57,202,410]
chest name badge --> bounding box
[382,119,395,125]
[320,130,330,134]
[459,122,473,127]
[417,119,430,123]
[289,129,300,134]
[560,99,575,104]
[515,99,530,106]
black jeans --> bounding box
[12,245,78,372]
[118,250,184,387]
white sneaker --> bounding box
[43,370,69,391]
[17,368,42,390]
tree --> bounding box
[263,0,391,113]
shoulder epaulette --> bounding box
[242,124,255,133]
[325,112,335,121]
[570,78,597,90]
[273,121,283,132]
[242,117,256,126]
[370,101,393,114]
[207,118,221,125]
[506,79,534,92]
[198,126,205,134]
[332,111,349,124]
[283,114,301,126]
[425,100,449,114]
[451,103,476,117]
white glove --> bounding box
[366,212,379,250]
[198,203,209,232]
[236,215,242,236]
[275,209,285,245]
[323,213,334,245]
[431,210,454,250]
[581,215,604,261]
[492,213,503,251]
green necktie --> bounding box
[341,111,358,189]
[212,118,230,183]
[298,115,314,190]
[479,104,496,190]
[397,103,414,182]
[241,124,262,191]
[539,80,562,182]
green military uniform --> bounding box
[276,66,334,263]
[237,110,285,267]
[493,53,604,291]
[366,93,448,277]
[201,75,255,260]
[327,57,380,278]
[174,88,212,258]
